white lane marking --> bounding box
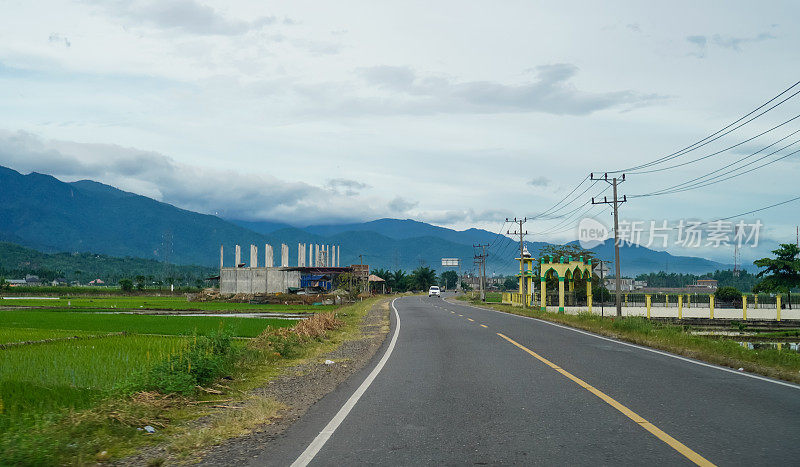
[447,299,800,391]
[291,299,402,467]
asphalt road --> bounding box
[252,295,800,466]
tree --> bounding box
[502,276,518,291]
[119,278,133,293]
[135,275,146,291]
[392,270,408,292]
[441,270,458,289]
[753,243,800,309]
[410,267,437,291]
[715,286,741,303]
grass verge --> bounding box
[457,297,800,384]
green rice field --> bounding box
[0,295,334,312]
[0,301,302,449]
[0,327,101,345]
[0,310,294,337]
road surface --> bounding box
[252,295,800,466]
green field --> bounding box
[0,302,302,456]
[0,310,293,337]
[0,295,334,312]
[0,327,100,345]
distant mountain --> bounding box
[228,219,293,235]
[0,165,733,276]
[302,218,502,245]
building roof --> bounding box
[368,274,385,282]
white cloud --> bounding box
[93,0,279,36]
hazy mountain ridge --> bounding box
[0,165,733,276]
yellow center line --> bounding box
[467,318,474,322]
[458,314,463,317]
[480,324,488,328]
[495,333,715,467]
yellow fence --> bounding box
[502,292,532,307]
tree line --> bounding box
[370,267,460,292]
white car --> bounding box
[428,286,441,297]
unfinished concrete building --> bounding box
[219,242,343,294]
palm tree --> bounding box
[411,267,437,291]
[393,270,407,292]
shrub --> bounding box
[715,286,741,302]
[119,279,133,293]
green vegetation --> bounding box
[461,297,800,384]
[0,295,332,311]
[753,243,800,309]
[635,269,759,291]
[714,286,742,302]
[0,310,292,337]
[0,242,215,286]
[0,327,99,345]
[0,285,382,465]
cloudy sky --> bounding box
[1,0,798,263]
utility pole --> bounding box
[506,217,528,308]
[591,173,627,317]
[473,244,489,301]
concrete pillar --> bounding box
[586,277,592,313]
[308,243,313,267]
[281,243,289,267]
[335,245,339,266]
[742,295,748,321]
[709,295,715,319]
[326,245,330,266]
[235,245,241,267]
[678,295,683,319]
[646,294,651,319]
[777,295,782,321]
[540,277,546,311]
[220,244,224,269]
[265,244,273,268]
[298,243,304,267]
[558,277,565,312]
[250,244,258,268]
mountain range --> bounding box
[0,165,734,276]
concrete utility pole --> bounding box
[473,244,489,301]
[506,217,528,308]
[591,173,627,317]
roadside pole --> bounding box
[591,173,627,317]
[506,217,528,308]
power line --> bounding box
[633,142,800,198]
[608,80,800,173]
[529,175,590,219]
[629,114,800,175]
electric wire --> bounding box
[608,80,800,173]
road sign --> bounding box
[442,258,460,267]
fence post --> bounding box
[742,295,747,321]
[665,294,669,308]
[754,294,758,309]
[687,294,691,308]
[710,295,715,319]
[777,295,782,321]
[678,295,683,319]
[646,294,651,319]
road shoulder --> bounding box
[194,298,392,465]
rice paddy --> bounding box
[0,297,302,451]
[0,295,334,312]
